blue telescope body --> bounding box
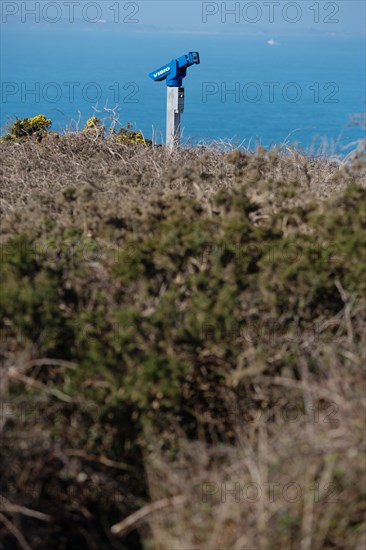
[148,52,200,87]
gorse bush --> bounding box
[83,116,106,138]
[80,115,152,145]
[0,132,365,549]
[114,122,149,145]
[1,114,151,146]
[2,114,51,142]
[85,116,101,129]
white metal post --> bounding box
[166,87,185,148]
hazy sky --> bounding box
[141,0,365,34]
[2,1,365,35]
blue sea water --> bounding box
[1,27,365,152]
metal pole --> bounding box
[166,87,185,148]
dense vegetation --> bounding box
[0,122,365,549]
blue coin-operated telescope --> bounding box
[148,52,200,147]
[148,51,200,87]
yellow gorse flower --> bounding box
[86,116,101,128]
[28,114,51,129]
[114,126,147,146]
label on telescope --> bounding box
[153,66,170,78]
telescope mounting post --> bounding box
[148,52,200,148]
[166,86,184,148]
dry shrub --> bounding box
[143,300,365,550]
[0,132,365,549]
